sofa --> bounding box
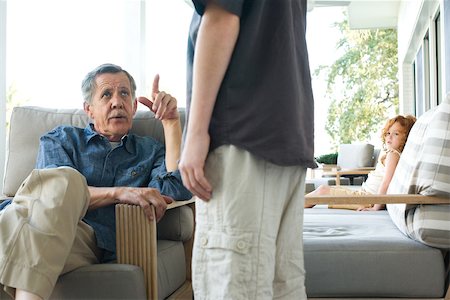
[0,106,194,299]
[305,98,450,299]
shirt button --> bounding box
[236,240,246,251]
[131,171,137,177]
[200,237,208,246]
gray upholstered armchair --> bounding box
[1,106,194,299]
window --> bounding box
[410,3,445,114]
[413,33,431,117]
[2,0,193,191]
[445,0,450,94]
[435,12,443,104]
[6,0,193,110]
[0,0,6,192]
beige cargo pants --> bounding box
[0,167,100,299]
[192,145,307,300]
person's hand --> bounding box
[357,206,374,211]
[357,204,384,211]
[115,187,173,222]
[179,132,212,201]
[138,74,179,121]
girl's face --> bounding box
[384,121,406,151]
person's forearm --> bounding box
[377,180,390,195]
[187,3,240,137]
[88,186,118,210]
[162,118,182,172]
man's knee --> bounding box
[38,167,87,191]
[17,167,89,214]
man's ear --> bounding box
[83,102,94,119]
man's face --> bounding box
[84,72,137,141]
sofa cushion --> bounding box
[304,207,446,297]
[387,98,450,248]
[3,106,185,197]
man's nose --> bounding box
[111,94,124,109]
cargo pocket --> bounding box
[193,229,254,300]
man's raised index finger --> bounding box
[152,74,160,95]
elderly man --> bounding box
[0,63,191,300]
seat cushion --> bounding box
[50,264,147,300]
[387,98,450,248]
[304,207,446,297]
[42,240,186,300]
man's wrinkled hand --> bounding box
[115,187,173,222]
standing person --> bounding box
[0,64,191,300]
[179,1,315,299]
[305,114,417,211]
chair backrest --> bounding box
[337,143,375,169]
[3,106,185,197]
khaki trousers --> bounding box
[0,167,100,299]
[192,145,307,300]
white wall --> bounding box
[0,0,6,194]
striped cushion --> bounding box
[387,98,450,248]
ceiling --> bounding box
[308,0,401,29]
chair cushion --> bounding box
[3,106,185,197]
[387,98,450,248]
[337,143,374,169]
[50,264,147,300]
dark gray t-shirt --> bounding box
[186,0,315,167]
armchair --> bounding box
[324,143,376,185]
[1,106,194,299]
[308,143,376,188]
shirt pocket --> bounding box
[116,164,151,185]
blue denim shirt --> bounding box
[2,124,192,262]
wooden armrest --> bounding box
[116,204,157,300]
[305,194,450,206]
[115,200,196,300]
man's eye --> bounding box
[102,91,112,98]
[121,90,129,96]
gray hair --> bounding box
[81,63,137,104]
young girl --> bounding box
[306,114,417,211]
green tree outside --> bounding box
[315,16,399,150]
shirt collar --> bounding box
[84,123,134,154]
